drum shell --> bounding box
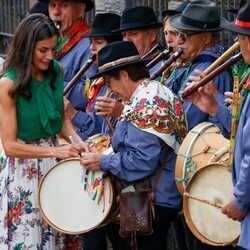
[175,122,229,193]
[183,163,240,246]
[38,158,117,234]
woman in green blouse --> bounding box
[0,14,88,249]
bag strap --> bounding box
[151,153,168,195]
[149,153,168,219]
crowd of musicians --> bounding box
[0,0,250,249]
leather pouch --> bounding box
[118,190,154,238]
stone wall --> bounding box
[95,0,125,15]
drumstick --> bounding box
[183,192,224,209]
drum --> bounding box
[183,163,240,246]
[38,158,117,234]
[57,133,112,151]
[85,133,112,153]
[175,122,229,193]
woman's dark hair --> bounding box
[2,14,60,99]
[107,63,150,81]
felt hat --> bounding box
[86,13,121,37]
[169,0,227,32]
[112,6,162,33]
[162,1,190,19]
[28,2,49,16]
[223,0,250,35]
[91,41,148,79]
[40,0,94,12]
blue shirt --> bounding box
[72,83,117,140]
[58,37,112,139]
[232,92,250,249]
[166,45,233,135]
[100,121,182,210]
[58,37,98,111]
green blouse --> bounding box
[3,60,64,142]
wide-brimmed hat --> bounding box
[90,41,148,79]
[162,1,190,19]
[223,0,250,36]
[112,6,162,33]
[86,13,121,37]
[40,0,94,12]
[226,8,238,15]
[169,0,227,32]
[28,2,49,16]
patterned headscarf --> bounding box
[120,79,187,153]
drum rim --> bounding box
[38,158,114,234]
[175,122,229,193]
[183,163,240,246]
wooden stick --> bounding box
[204,41,240,74]
[102,88,115,133]
[181,53,242,99]
[63,54,96,95]
[183,192,224,209]
[238,71,250,92]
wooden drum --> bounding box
[38,158,117,234]
[175,122,229,193]
[38,134,115,234]
[183,163,240,246]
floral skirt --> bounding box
[0,137,66,249]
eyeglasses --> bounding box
[103,75,112,87]
[177,31,201,43]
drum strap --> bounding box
[151,154,168,194]
[150,154,168,219]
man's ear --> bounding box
[120,70,129,83]
[78,3,86,18]
[148,28,158,43]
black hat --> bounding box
[226,8,238,15]
[169,0,227,32]
[28,2,49,17]
[90,41,148,79]
[39,0,94,12]
[86,13,121,37]
[223,0,250,36]
[112,6,162,33]
[162,1,190,19]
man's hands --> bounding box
[95,96,124,118]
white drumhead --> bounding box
[39,158,113,234]
[185,164,240,245]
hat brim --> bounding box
[85,31,119,38]
[112,22,162,33]
[226,8,238,14]
[161,10,180,19]
[170,14,227,32]
[40,0,93,12]
[90,58,149,79]
[222,21,250,36]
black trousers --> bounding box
[106,205,179,250]
[83,227,107,250]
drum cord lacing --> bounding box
[176,129,221,184]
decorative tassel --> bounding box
[84,77,91,97]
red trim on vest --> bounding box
[235,19,250,28]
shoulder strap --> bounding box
[151,154,168,195]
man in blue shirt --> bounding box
[47,0,97,133]
[167,0,233,136]
[181,0,250,249]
